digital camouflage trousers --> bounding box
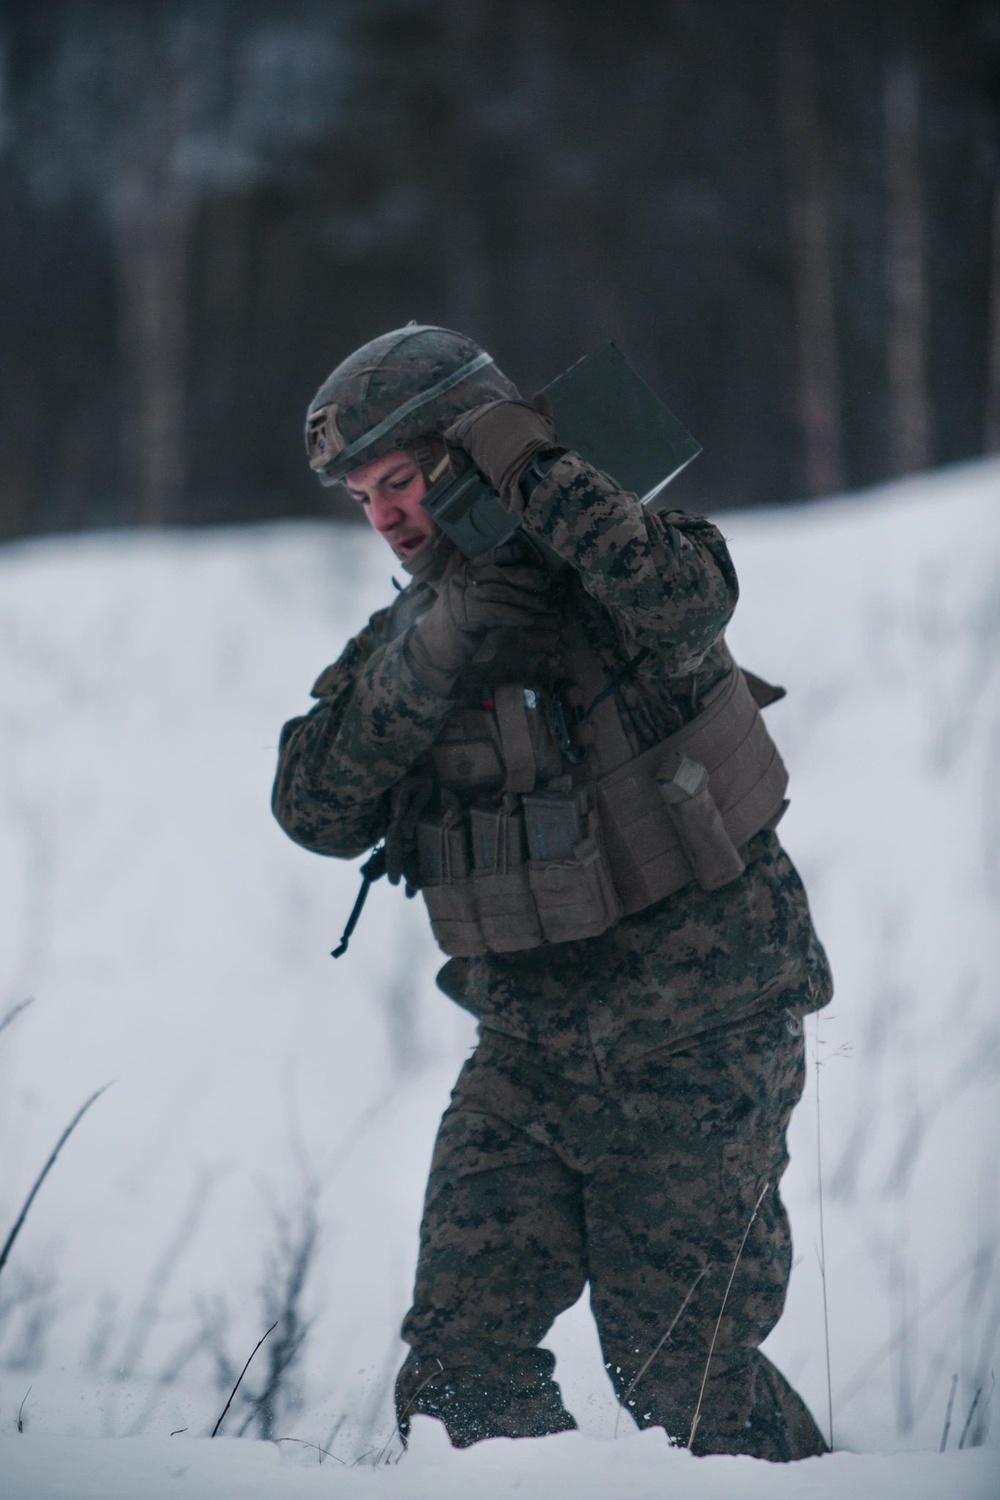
[396,1007,827,1460]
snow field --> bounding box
[1,459,998,1496]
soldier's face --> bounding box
[345,450,437,562]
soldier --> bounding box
[272,325,833,1460]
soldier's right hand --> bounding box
[449,556,555,633]
[407,555,558,691]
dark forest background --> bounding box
[0,0,998,540]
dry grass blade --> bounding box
[939,1372,959,1451]
[814,1012,834,1450]
[957,1384,983,1450]
[687,1180,770,1452]
[273,1435,345,1465]
[614,1266,710,1438]
[210,1321,278,1438]
[374,1358,444,1466]
[835,1250,986,1407]
[0,998,34,1039]
[0,1082,112,1282]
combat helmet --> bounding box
[305,324,520,485]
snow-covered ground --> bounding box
[0,459,997,1498]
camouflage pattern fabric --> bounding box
[272,455,746,861]
[396,1008,827,1459]
[306,325,520,483]
[272,450,833,1457]
[450,828,829,1062]
[273,454,831,1050]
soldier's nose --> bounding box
[368,492,401,533]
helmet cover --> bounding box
[305,324,520,484]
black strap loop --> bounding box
[579,647,651,722]
[331,843,387,959]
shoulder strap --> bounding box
[561,612,638,776]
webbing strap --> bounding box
[580,647,651,724]
[331,844,387,958]
[330,351,495,470]
[563,615,636,775]
[494,683,537,795]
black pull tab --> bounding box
[551,692,586,765]
[331,844,387,959]
[578,647,651,723]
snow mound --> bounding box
[0,1423,996,1500]
[1,459,998,1497]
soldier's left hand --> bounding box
[444,396,560,514]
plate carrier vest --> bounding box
[387,605,789,959]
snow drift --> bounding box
[0,459,998,1497]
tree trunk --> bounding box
[884,55,931,476]
[779,26,844,497]
[111,12,209,526]
[438,0,491,343]
[115,186,194,527]
[985,181,1000,453]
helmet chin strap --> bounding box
[400,436,463,587]
[408,435,450,488]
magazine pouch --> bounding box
[470,804,541,952]
[524,790,622,944]
[416,815,485,956]
[656,751,746,891]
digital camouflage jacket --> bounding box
[272,454,832,1075]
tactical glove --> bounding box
[444,396,561,514]
[407,554,557,695]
